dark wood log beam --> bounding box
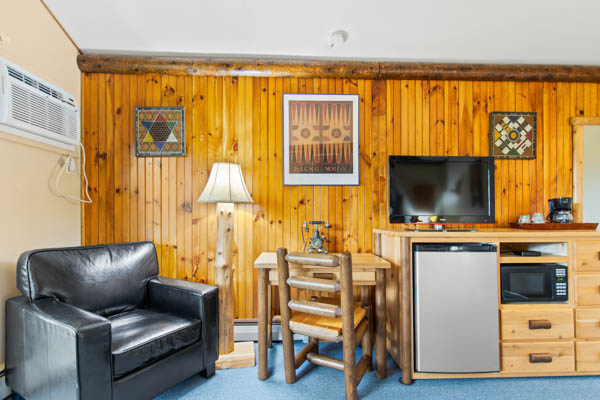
[77,54,379,79]
[78,54,600,82]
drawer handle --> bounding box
[529,353,553,363]
[529,319,552,330]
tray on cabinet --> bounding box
[510,222,598,230]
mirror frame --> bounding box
[570,117,600,222]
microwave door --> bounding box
[501,267,557,303]
[502,289,530,301]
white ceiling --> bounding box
[45,0,600,65]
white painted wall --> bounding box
[0,0,81,366]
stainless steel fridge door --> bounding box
[414,249,499,373]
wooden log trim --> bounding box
[78,54,600,82]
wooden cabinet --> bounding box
[501,309,574,340]
[576,275,600,306]
[576,240,600,272]
[375,229,600,384]
[501,342,575,373]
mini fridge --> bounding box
[413,243,499,373]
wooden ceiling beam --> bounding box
[77,54,600,82]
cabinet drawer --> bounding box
[501,342,574,373]
[576,309,600,338]
[501,309,573,340]
[576,275,600,306]
[576,342,600,372]
[576,241,600,272]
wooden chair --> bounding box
[276,248,371,400]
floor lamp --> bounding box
[197,162,255,369]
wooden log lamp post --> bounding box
[197,162,255,369]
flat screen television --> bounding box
[389,156,495,224]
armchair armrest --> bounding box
[147,277,218,365]
[6,296,111,400]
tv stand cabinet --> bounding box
[374,228,600,384]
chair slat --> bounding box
[287,275,341,292]
[288,299,342,318]
[285,252,339,267]
[307,353,345,371]
[289,322,342,343]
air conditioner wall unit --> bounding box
[0,56,80,151]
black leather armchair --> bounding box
[5,241,218,400]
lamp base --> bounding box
[215,341,256,370]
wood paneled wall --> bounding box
[81,73,600,318]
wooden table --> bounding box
[254,252,390,380]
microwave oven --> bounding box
[500,264,568,303]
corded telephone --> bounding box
[302,221,331,253]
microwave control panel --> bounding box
[555,268,568,301]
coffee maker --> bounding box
[547,197,574,223]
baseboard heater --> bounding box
[234,319,304,342]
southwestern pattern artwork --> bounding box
[288,100,354,174]
[489,111,537,159]
[135,107,185,156]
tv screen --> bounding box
[389,156,495,224]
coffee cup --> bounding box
[518,215,531,224]
[531,213,545,224]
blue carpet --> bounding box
[156,342,600,400]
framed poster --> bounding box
[283,94,359,185]
[135,107,185,157]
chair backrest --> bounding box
[17,241,159,317]
[276,249,355,328]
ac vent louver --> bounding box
[1,57,79,150]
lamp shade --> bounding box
[197,162,254,203]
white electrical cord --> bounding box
[55,142,92,203]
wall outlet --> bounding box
[0,33,11,47]
[66,157,76,173]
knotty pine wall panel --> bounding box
[81,73,600,319]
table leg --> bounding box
[360,285,373,371]
[375,269,386,379]
[267,287,273,348]
[258,269,269,380]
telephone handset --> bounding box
[302,220,331,253]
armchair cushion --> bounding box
[110,309,201,377]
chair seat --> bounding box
[289,297,366,341]
[110,308,201,377]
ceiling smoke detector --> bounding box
[328,30,348,48]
